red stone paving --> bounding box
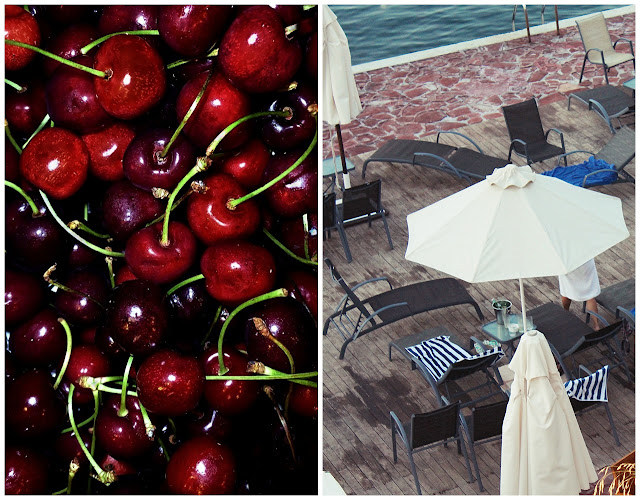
[322,13,635,159]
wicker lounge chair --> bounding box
[567,85,635,134]
[361,131,508,183]
[502,98,567,165]
[576,13,635,85]
[323,259,484,359]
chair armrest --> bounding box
[469,336,486,353]
[585,309,610,327]
[578,364,593,377]
[350,277,393,293]
[437,130,484,153]
[581,168,620,187]
[389,411,409,443]
[508,138,528,163]
[585,47,605,64]
[613,37,634,56]
[556,150,594,166]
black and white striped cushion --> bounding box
[564,365,609,402]
[405,335,504,382]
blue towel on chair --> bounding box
[541,156,618,187]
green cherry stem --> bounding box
[77,375,124,390]
[166,273,205,297]
[262,228,318,266]
[201,305,223,346]
[67,459,80,495]
[52,318,73,390]
[204,374,317,388]
[138,400,155,439]
[68,220,111,239]
[80,30,160,54]
[4,181,39,216]
[159,70,212,159]
[95,384,138,397]
[217,288,289,375]
[5,119,22,154]
[40,190,125,258]
[44,264,105,309]
[5,40,107,78]
[263,385,297,464]
[117,355,135,417]
[252,317,295,373]
[302,213,311,260]
[68,384,115,485]
[227,121,317,209]
[22,113,50,149]
[105,256,115,289]
[5,77,25,92]
[156,436,171,462]
[166,47,219,69]
[145,186,194,228]
[52,488,67,495]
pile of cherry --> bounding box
[5,5,318,495]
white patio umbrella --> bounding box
[323,5,363,189]
[500,329,598,494]
[405,164,629,328]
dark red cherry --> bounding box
[202,347,259,415]
[5,81,47,136]
[125,221,197,285]
[217,138,270,190]
[180,407,233,442]
[218,6,302,94]
[168,280,217,331]
[279,212,318,261]
[262,147,317,218]
[273,5,304,25]
[114,263,139,285]
[245,297,313,373]
[66,234,102,269]
[54,428,92,466]
[136,349,204,416]
[261,84,317,149]
[6,369,65,438]
[186,173,260,246]
[176,71,251,151]
[5,144,20,183]
[93,35,167,120]
[5,6,41,71]
[122,128,195,192]
[5,268,46,326]
[82,122,135,182]
[103,279,168,357]
[9,307,66,367]
[19,127,90,200]
[289,384,318,418]
[63,344,111,406]
[43,23,98,76]
[98,5,159,36]
[158,5,232,57]
[200,240,276,306]
[53,267,110,325]
[95,394,155,459]
[5,446,49,494]
[305,31,318,81]
[284,270,318,321]
[166,436,236,494]
[101,180,163,242]
[98,454,137,478]
[46,5,94,26]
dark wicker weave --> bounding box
[323,191,352,262]
[502,98,566,164]
[362,139,456,178]
[567,85,635,133]
[324,258,484,359]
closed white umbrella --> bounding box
[501,330,598,494]
[323,5,362,188]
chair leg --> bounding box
[336,224,352,263]
[579,56,588,82]
[603,403,621,446]
[391,420,398,462]
[457,435,475,485]
[407,451,422,495]
[381,213,394,250]
[603,64,609,85]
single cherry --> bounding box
[42,22,98,76]
[136,349,204,416]
[284,270,318,321]
[260,84,317,149]
[200,240,276,306]
[53,267,110,325]
[5,446,50,494]
[179,406,234,442]
[9,307,67,367]
[166,436,236,494]
[279,212,318,261]
[98,5,159,37]
[289,384,318,419]
[5,80,47,136]
[5,6,41,71]
[167,280,218,335]
[5,268,47,326]
[62,344,111,405]
[54,428,92,467]
[217,138,270,190]
[82,122,135,182]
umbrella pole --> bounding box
[519,278,528,331]
[335,124,351,189]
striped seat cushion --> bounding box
[405,335,504,382]
[564,365,609,402]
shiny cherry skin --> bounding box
[284,270,318,321]
[176,71,251,151]
[63,344,111,406]
[82,122,135,182]
[98,5,158,36]
[158,5,232,57]
[217,138,270,190]
[279,212,318,260]
[6,369,65,439]
[103,279,168,357]
[261,84,317,150]
[5,6,41,71]
[5,268,46,326]
[289,384,318,418]
[66,234,101,269]
[202,347,259,415]
[54,428,92,467]
[53,267,110,325]
[125,221,197,285]
[95,394,155,459]
[122,128,195,191]
[136,349,204,416]
[218,6,302,94]
[245,297,314,373]
[98,454,137,478]
[100,180,163,242]
[43,22,98,76]
[5,145,20,183]
[168,280,217,333]
[166,436,236,494]
[19,127,90,200]
[5,446,49,494]
[262,147,318,218]
[200,240,276,306]
[93,35,167,120]
[180,406,233,442]
[114,263,139,285]
[5,80,47,136]
[9,307,66,367]
[305,31,318,80]
[186,173,260,246]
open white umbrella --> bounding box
[323,5,362,189]
[501,329,598,494]
[405,164,629,327]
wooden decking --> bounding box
[322,100,635,495]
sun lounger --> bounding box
[361,131,508,183]
[567,85,635,134]
[323,258,484,359]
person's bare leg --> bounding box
[561,296,571,310]
[585,298,601,329]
